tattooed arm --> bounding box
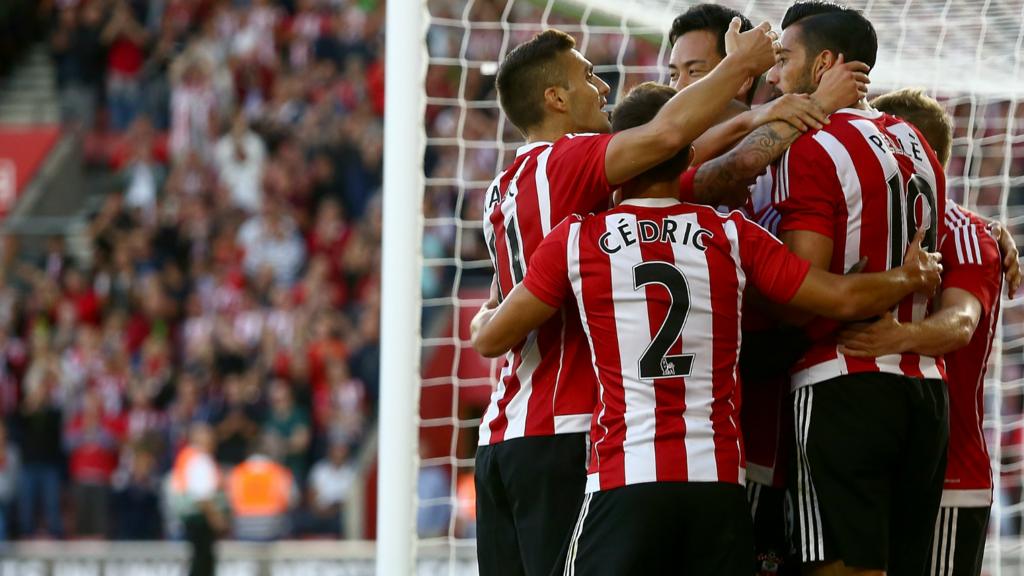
[692,56,871,208]
[692,120,799,208]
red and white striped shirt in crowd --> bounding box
[939,203,1003,507]
[479,133,614,445]
[522,199,811,492]
[774,108,948,389]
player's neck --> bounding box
[620,180,677,201]
[526,117,601,145]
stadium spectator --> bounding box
[213,112,267,214]
[101,0,149,130]
[302,436,357,537]
[263,379,311,482]
[226,433,296,541]
[65,388,122,537]
[0,421,19,540]
[111,444,163,540]
[14,373,63,538]
[169,422,224,576]
[211,373,262,466]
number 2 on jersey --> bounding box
[633,262,694,380]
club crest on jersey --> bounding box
[660,358,675,376]
[599,217,713,255]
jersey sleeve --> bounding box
[522,218,574,308]
[940,221,1002,316]
[678,164,701,203]
[548,134,615,216]
[774,135,843,239]
[735,213,812,304]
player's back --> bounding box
[774,107,948,388]
[479,133,612,444]
[552,199,809,492]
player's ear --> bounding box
[544,85,570,114]
[812,50,837,84]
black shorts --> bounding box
[748,480,798,576]
[475,433,588,576]
[929,505,990,576]
[791,373,948,573]
[565,482,753,576]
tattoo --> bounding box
[692,120,803,206]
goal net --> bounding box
[400,0,1024,573]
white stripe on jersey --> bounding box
[849,120,903,269]
[887,122,939,200]
[811,131,864,279]
[945,203,970,229]
[607,213,659,486]
[536,147,554,235]
[670,212,720,482]
[722,217,745,474]
[503,333,539,439]
[566,222,609,493]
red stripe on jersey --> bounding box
[698,210,743,483]
[637,226,689,482]
[577,220,627,490]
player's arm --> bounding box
[690,94,827,166]
[787,228,942,321]
[471,284,559,358]
[472,220,574,357]
[604,19,776,186]
[690,56,870,207]
[982,218,1020,297]
[837,289,981,358]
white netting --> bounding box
[413,1,1024,573]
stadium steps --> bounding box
[0,43,59,125]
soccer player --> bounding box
[666,6,870,573]
[471,82,943,576]
[668,5,871,207]
[839,89,1007,576]
[475,23,776,576]
[765,4,950,575]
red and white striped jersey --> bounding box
[774,108,948,389]
[479,133,614,445]
[522,198,811,492]
[939,204,1002,506]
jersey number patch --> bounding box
[633,262,694,380]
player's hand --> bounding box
[754,93,829,132]
[724,19,776,76]
[837,312,908,357]
[987,220,1021,298]
[902,226,943,295]
[810,54,870,114]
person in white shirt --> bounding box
[304,436,357,536]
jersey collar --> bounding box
[835,106,883,119]
[516,142,551,156]
[619,198,681,208]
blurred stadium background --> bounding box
[0,0,1018,574]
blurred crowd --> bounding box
[0,0,391,541]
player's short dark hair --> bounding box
[871,88,953,167]
[611,82,690,183]
[782,1,877,70]
[669,4,753,56]
[495,29,576,135]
